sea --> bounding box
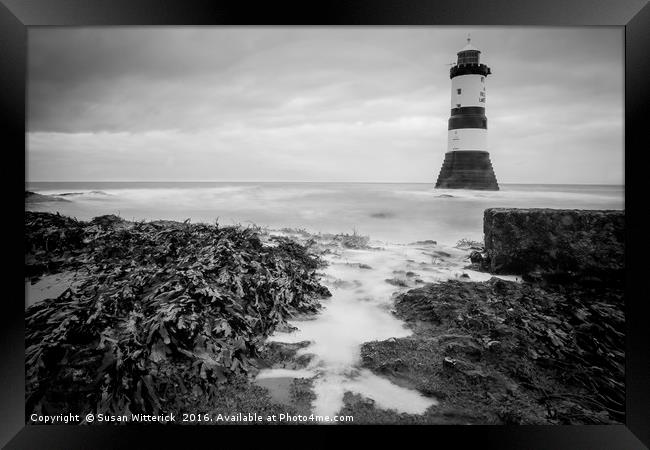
[25,182,624,247]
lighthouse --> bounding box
[435,36,499,190]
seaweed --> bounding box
[25,212,331,419]
[331,230,370,249]
[455,238,483,250]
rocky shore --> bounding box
[24,206,625,425]
[356,277,624,424]
[351,208,625,424]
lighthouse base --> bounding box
[435,151,499,190]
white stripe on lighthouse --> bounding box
[450,74,486,109]
[447,128,487,151]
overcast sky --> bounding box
[27,27,624,184]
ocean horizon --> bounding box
[26,181,624,246]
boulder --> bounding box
[469,251,483,264]
[483,208,624,283]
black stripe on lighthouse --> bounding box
[450,63,491,79]
[448,107,487,130]
[451,106,484,116]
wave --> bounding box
[393,186,624,204]
[58,190,111,197]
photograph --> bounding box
[24,26,626,426]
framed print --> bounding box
[2,0,649,448]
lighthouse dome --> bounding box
[459,41,480,53]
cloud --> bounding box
[27,27,623,184]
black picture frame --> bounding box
[2,0,648,448]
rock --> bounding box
[443,340,482,361]
[90,214,124,228]
[469,251,483,264]
[442,356,457,370]
[333,279,362,289]
[483,208,624,283]
[460,273,470,279]
[410,240,438,246]
[385,278,408,287]
[441,355,485,381]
